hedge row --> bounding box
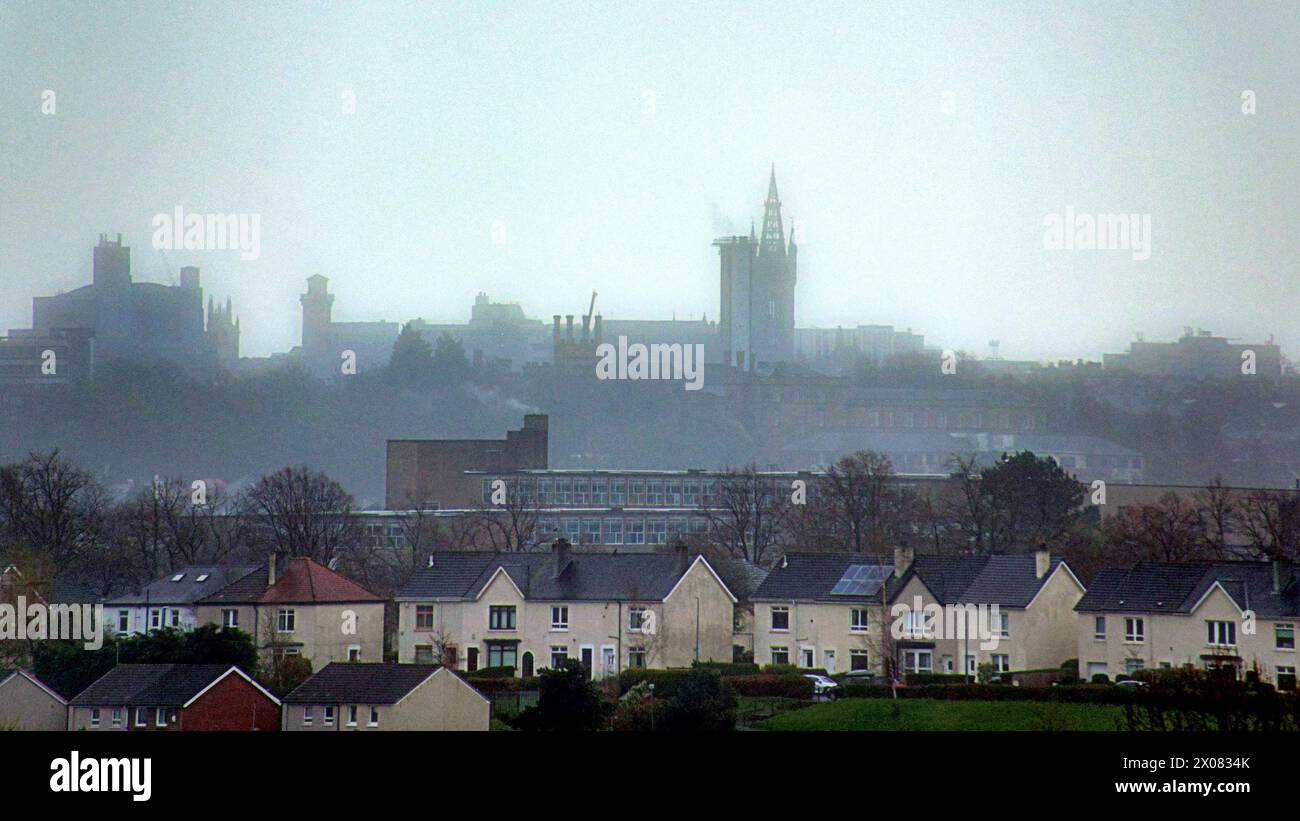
[726,674,816,699]
[693,661,761,677]
[463,675,540,697]
[838,683,1140,705]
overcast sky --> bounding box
[2,0,1297,361]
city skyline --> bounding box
[3,1,1298,363]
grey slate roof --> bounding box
[282,663,449,704]
[1076,561,1300,617]
[105,564,260,606]
[69,664,250,706]
[887,554,1068,608]
[752,554,893,603]
[395,550,731,602]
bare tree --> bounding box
[471,478,542,552]
[699,465,789,565]
[1103,492,1207,563]
[0,450,107,569]
[240,466,358,565]
[1236,489,1300,561]
[1194,478,1235,559]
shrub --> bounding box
[1091,673,1110,684]
[692,661,760,677]
[660,669,736,731]
[618,668,691,698]
[836,683,1137,705]
[726,674,815,699]
[905,672,967,686]
[468,666,518,679]
[511,659,605,731]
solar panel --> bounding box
[829,564,889,596]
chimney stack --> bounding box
[565,315,574,343]
[674,539,690,576]
[893,544,914,578]
[552,537,571,580]
[267,552,278,587]
[1273,559,1293,594]
[1035,545,1051,579]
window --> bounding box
[489,606,516,631]
[626,520,644,544]
[195,573,209,583]
[222,609,238,629]
[117,610,130,634]
[994,612,1009,638]
[800,647,815,668]
[647,519,667,545]
[551,606,569,630]
[90,708,100,727]
[1207,620,1236,647]
[149,609,162,630]
[277,608,296,633]
[605,519,623,545]
[324,706,336,726]
[111,708,122,728]
[135,707,147,727]
[904,610,931,638]
[628,647,646,668]
[770,647,789,666]
[486,641,517,669]
[1125,658,1145,674]
[850,649,870,671]
[303,707,313,726]
[1124,617,1144,643]
[850,608,869,632]
[347,706,358,727]
[610,480,626,505]
[941,655,954,672]
[903,649,932,673]
[1276,623,1295,650]
[368,707,379,727]
[416,605,434,630]
[156,707,168,727]
[582,520,601,544]
[550,645,568,668]
[770,606,790,631]
[966,655,976,675]
[1094,616,1106,640]
[170,573,185,582]
[169,609,180,628]
[414,645,433,664]
[628,607,649,632]
[992,654,1010,673]
[348,645,362,662]
[1278,666,1296,691]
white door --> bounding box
[823,649,836,674]
[601,646,617,678]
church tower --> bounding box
[300,274,334,354]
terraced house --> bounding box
[395,539,736,676]
[1075,560,1298,689]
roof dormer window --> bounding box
[170,573,185,582]
[195,574,209,582]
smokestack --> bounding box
[893,544,914,578]
[565,315,574,343]
[552,537,571,580]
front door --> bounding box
[823,649,836,674]
[521,651,534,678]
[601,646,616,678]
[580,646,594,679]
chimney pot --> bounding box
[893,545,914,578]
[267,553,278,587]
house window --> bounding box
[117,610,130,634]
[156,707,168,727]
[850,608,868,632]
[605,519,623,545]
[551,606,569,630]
[850,649,870,671]
[277,608,296,633]
[904,610,931,638]
[941,655,954,672]
[1278,666,1297,691]
[368,707,379,727]
[347,706,358,727]
[416,605,435,630]
[1276,623,1295,650]
[800,647,815,668]
[170,609,181,628]
[966,655,976,675]
[135,707,148,727]
[628,647,646,668]
[489,606,516,631]
[770,647,789,666]
[348,645,362,662]
[626,520,644,544]
[324,706,336,726]
[992,654,1010,673]
[770,606,790,631]
[111,708,122,728]
[414,645,433,664]
[486,641,518,670]
[222,609,238,629]
[994,612,1009,638]
[90,708,100,727]
[1125,658,1145,674]
[903,649,933,673]
[1094,616,1106,640]
[1124,617,1144,643]
[1207,620,1236,647]
[303,707,313,726]
[628,607,649,632]
[149,609,162,630]
[550,645,568,669]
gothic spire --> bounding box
[760,163,784,254]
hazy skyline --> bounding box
[3,0,1298,362]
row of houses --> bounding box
[0,662,489,731]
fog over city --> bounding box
[4,0,1299,362]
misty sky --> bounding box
[2,0,1298,362]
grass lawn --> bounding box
[756,697,1125,731]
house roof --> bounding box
[752,554,893,603]
[1075,560,1300,617]
[395,550,733,602]
[885,553,1070,608]
[282,663,453,704]
[105,564,260,606]
[68,664,271,707]
[197,557,384,605]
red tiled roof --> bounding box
[257,557,384,604]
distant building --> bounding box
[67,664,280,731]
[282,663,489,731]
[299,274,399,377]
[1104,328,1282,380]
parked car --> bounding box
[1114,679,1148,690]
[805,674,840,699]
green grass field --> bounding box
[756,697,1125,731]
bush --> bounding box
[762,664,828,676]
[905,673,968,686]
[836,683,1138,705]
[726,674,816,699]
[618,668,691,698]
[659,669,736,731]
[510,659,605,731]
[464,675,540,698]
[468,666,517,679]
[692,661,760,677]
[1091,673,1110,684]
